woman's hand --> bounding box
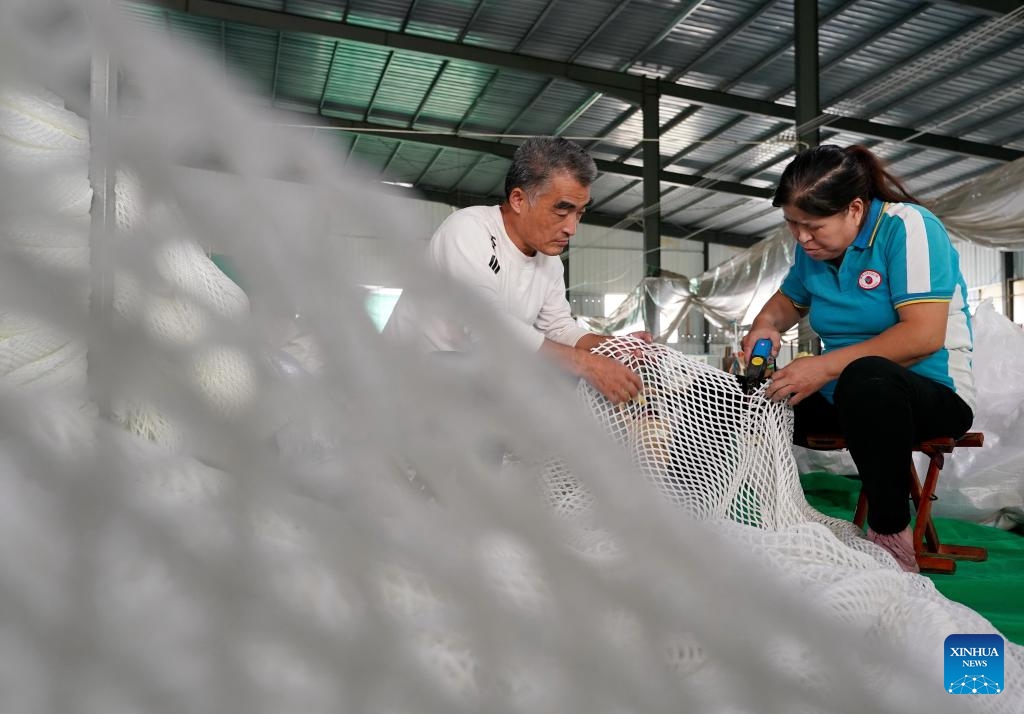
[740,327,781,364]
[739,291,804,363]
[763,354,835,405]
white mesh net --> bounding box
[0,1,1020,712]
[576,338,807,527]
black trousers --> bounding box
[792,356,973,534]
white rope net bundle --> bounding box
[0,1,1021,712]
[573,339,808,528]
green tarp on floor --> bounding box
[802,471,1024,647]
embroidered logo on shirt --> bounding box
[858,269,882,290]
[488,235,500,274]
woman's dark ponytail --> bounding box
[842,144,921,206]
[773,144,921,216]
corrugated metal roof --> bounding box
[123,0,1024,248]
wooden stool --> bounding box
[803,432,988,574]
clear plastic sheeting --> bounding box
[689,228,796,328]
[580,158,1024,341]
[579,231,795,341]
[579,269,693,342]
[931,156,1024,250]
[795,301,1024,528]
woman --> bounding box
[742,144,974,573]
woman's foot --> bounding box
[867,527,920,573]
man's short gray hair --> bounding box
[504,137,598,200]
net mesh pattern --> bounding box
[576,338,807,528]
[0,2,1021,712]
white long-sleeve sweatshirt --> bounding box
[384,205,588,352]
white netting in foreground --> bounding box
[0,1,1020,712]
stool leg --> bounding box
[913,451,988,569]
[853,489,867,529]
[911,454,960,573]
[910,458,941,555]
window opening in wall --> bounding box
[364,286,402,331]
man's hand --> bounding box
[601,331,653,363]
[763,354,834,405]
[547,334,646,404]
[577,350,643,405]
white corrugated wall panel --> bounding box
[567,222,729,295]
[332,195,454,288]
[708,242,742,269]
[330,193,748,295]
[568,247,644,295]
[953,239,1003,290]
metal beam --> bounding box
[642,79,661,278]
[795,0,819,355]
[1005,250,1016,322]
[588,0,776,153]
[610,0,859,165]
[555,0,710,137]
[151,0,643,101]
[451,153,488,190]
[702,241,710,353]
[795,0,820,149]
[515,0,560,51]
[623,6,996,179]
[459,0,487,41]
[880,89,1024,176]
[819,14,988,108]
[826,117,1022,161]
[364,52,394,121]
[735,0,860,81]
[936,0,1024,15]
[922,162,1000,195]
[318,41,340,113]
[610,1,933,171]
[658,127,791,219]
[147,0,1022,164]
[567,0,634,63]
[409,60,448,127]
[642,78,661,334]
[632,0,710,60]
[588,179,640,211]
[855,31,1016,118]
[299,112,774,198]
[414,147,445,185]
[817,4,932,83]
[269,31,283,102]
[379,142,402,177]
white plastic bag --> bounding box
[795,300,1024,527]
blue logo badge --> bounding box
[945,634,1004,694]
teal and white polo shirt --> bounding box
[780,198,975,409]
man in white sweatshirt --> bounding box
[384,136,647,404]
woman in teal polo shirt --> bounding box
[742,144,975,573]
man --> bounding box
[384,136,646,404]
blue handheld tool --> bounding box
[743,338,774,392]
